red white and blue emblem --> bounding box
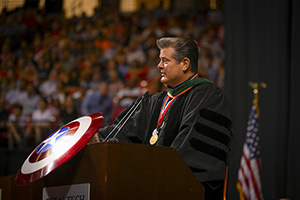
[15,113,104,185]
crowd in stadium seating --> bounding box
[0,4,225,150]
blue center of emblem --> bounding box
[36,126,70,154]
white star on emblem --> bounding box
[36,127,69,154]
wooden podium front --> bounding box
[0,142,204,200]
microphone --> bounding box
[102,91,149,142]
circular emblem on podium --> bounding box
[15,113,104,185]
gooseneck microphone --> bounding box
[102,91,149,142]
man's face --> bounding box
[157,47,185,88]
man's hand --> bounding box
[89,133,100,144]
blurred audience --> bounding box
[7,103,26,150]
[24,98,54,145]
[58,94,80,127]
[39,68,59,99]
[19,82,40,118]
[0,94,9,146]
[81,82,113,126]
[116,76,142,108]
[0,3,225,149]
[5,79,27,107]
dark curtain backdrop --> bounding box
[224,0,300,199]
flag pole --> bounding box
[237,81,267,200]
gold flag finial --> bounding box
[248,81,267,95]
[248,81,267,117]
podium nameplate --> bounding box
[42,183,90,200]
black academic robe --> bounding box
[99,81,232,199]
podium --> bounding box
[0,142,204,199]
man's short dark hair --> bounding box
[156,37,199,73]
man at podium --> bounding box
[95,37,232,200]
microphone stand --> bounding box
[102,91,149,142]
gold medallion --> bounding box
[150,134,158,145]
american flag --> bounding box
[237,97,263,200]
